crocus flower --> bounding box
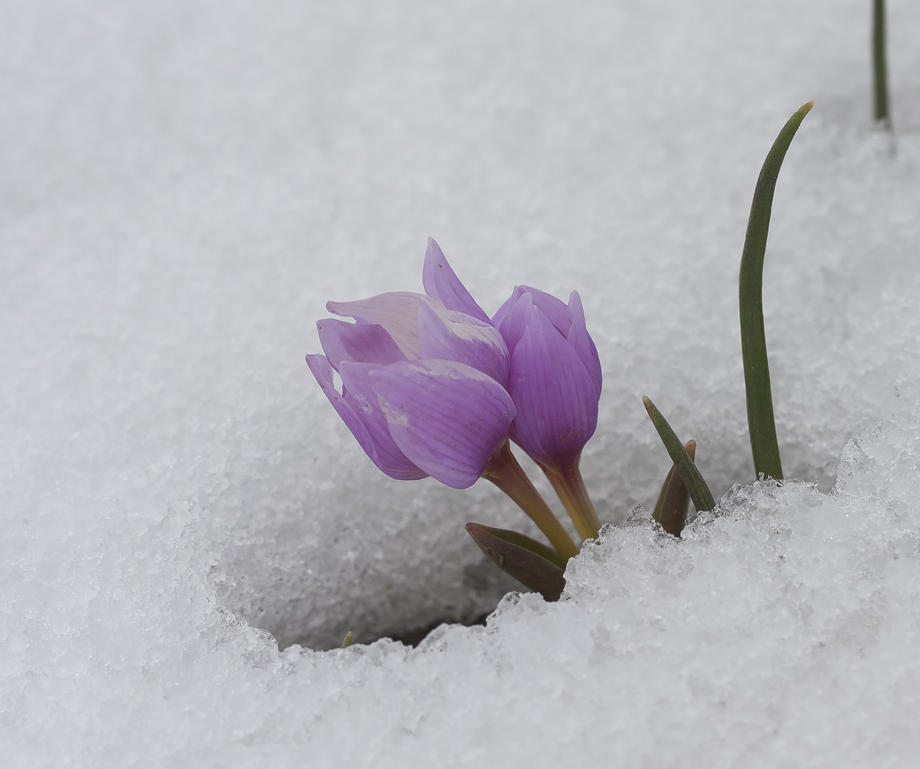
[306,239,580,559]
[493,285,603,539]
[306,289,513,489]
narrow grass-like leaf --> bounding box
[340,630,353,648]
[739,101,813,482]
[643,397,715,512]
[873,0,890,124]
[653,440,696,537]
[466,522,567,568]
[466,522,567,601]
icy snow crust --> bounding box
[2,0,920,765]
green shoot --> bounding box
[642,397,715,512]
[873,0,891,125]
[652,440,696,537]
[738,101,813,481]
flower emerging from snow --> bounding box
[493,285,603,539]
[306,238,602,559]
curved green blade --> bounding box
[739,100,813,482]
[873,0,890,124]
[643,396,715,512]
[652,439,696,537]
[465,522,567,601]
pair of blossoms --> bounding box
[307,238,602,592]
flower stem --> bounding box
[482,441,580,561]
[541,456,601,541]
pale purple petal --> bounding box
[327,292,428,359]
[565,291,602,398]
[317,318,407,371]
[416,301,510,387]
[308,354,426,481]
[515,285,572,336]
[336,361,430,480]
[422,238,491,324]
[497,289,534,354]
[368,360,515,489]
[491,295,512,330]
[508,305,598,468]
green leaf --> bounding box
[642,396,715,512]
[873,0,891,124]
[340,630,353,648]
[738,100,813,482]
[465,522,567,601]
[652,439,696,537]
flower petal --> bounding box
[327,292,428,359]
[491,295,512,330]
[496,285,574,352]
[368,360,515,489]
[515,285,572,337]
[416,301,510,387]
[317,318,407,371]
[497,289,534,354]
[508,305,599,468]
[565,291,602,398]
[422,237,491,324]
[307,354,426,480]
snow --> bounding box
[2,0,920,766]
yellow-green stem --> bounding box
[541,456,601,541]
[482,441,580,561]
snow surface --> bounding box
[2,0,920,766]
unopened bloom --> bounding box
[493,285,603,538]
[306,242,513,489]
[494,285,602,470]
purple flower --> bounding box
[493,285,602,474]
[489,284,603,540]
[306,239,514,489]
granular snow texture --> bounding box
[2,1,920,767]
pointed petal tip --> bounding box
[305,352,331,376]
[424,236,444,261]
[421,239,490,323]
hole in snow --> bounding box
[216,547,514,651]
[204,403,527,650]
